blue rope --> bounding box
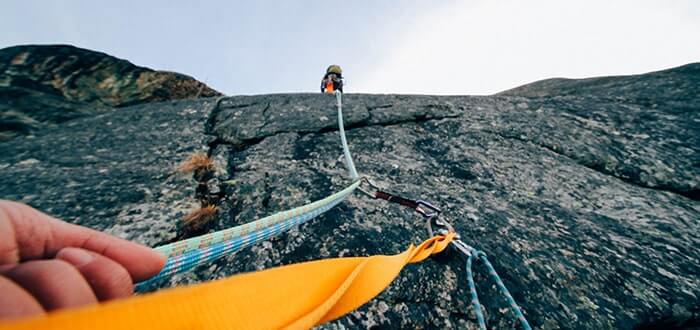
[135,189,350,291]
[136,91,360,292]
[466,250,532,330]
[466,254,487,328]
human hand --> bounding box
[0,200,166,319]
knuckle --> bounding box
[85,258,133,299]
[106,268,133,295]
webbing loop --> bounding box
[0,234,456,330]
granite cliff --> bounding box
[0,58,698,329]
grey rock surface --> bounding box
[0,44,222,140]
[0,64,698,329]
[499,62,699,106]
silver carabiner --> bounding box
[426,216,474,257]
[416,200,441,218]
[357,177,380,198]
[426,216,454,237]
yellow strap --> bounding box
[1,234,455,330]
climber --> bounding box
[321,65,343,94]
[0,200,165,319]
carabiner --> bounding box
[361,180,442,221]
[416,200,441,219]
[357,177,472,255]
[425,216,474,257]
[426,216,454,237]
[358,177,380,199]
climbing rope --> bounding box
[136,180,360,290]
[424,219,531,329]
[136,92,362,290]
[466,249,532,330]
[335,91,359,179]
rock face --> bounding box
[0,45,222,140]
[499,63,700,106]
[0,63,698,329]
[498,64,699,202]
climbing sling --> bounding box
[0,235,455,330]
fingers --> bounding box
[0,200,61,262]
[0,276,44,319]
[57,247,133,300]
[52,221,166,281]
[0,200,166,282]
[0,200,167,321]
[0,200,39,264]
[2,260,97,311]
[0,248,135,319]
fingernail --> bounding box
[58,248,94,267]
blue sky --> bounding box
[2,1,699,95]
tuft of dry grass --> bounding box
[178,151,214,174]
[182,205,218,233]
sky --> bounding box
[2,0,699,95]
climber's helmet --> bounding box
[326,65,342,78]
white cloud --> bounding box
[354,0,700,95]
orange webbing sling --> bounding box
[0,234,455,330]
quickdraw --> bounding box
[359,177,531,329]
